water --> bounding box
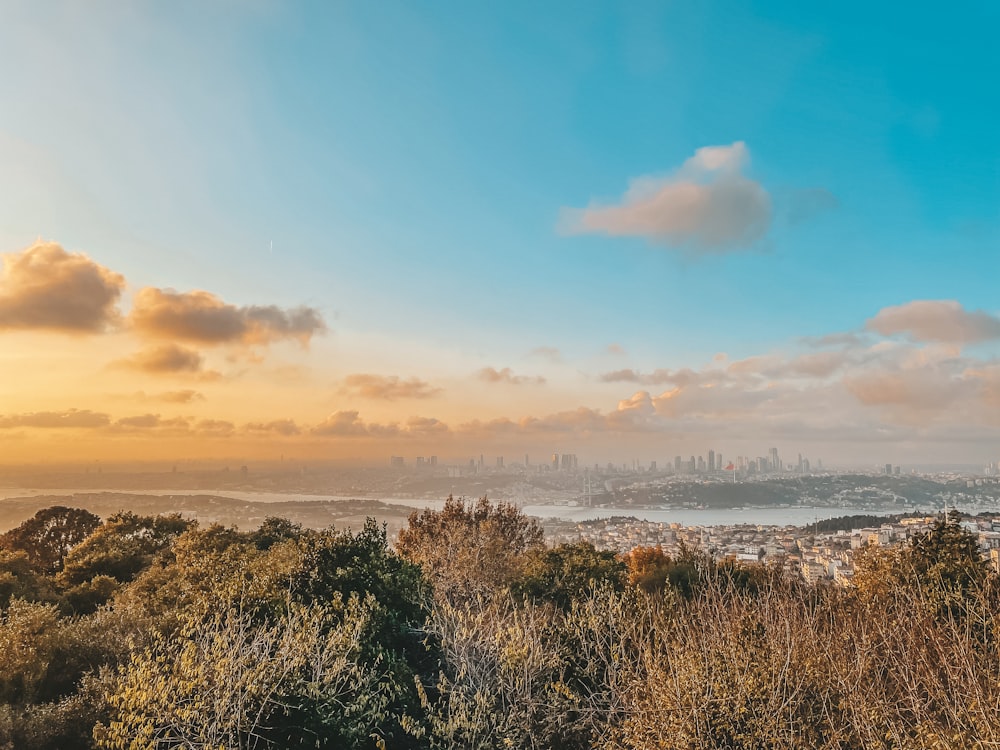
[0,487,945,527]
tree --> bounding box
[512,542,626,608]
[0,550,56,609]
[58,512,192,587]
[397,496,544,600]
[0,507,101,575]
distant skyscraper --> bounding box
[496,456,504,468]
[885,463,893,475]
[708,449,715,472]
[675,455,682,471]
[650,460,657,472]
[552,453,560,471]
[769,447,780,471]
[430,456,437,466]
[390,456,404,467]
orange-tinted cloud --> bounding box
[153,390,205,403]
[129,288,325,346]
[340,373,441,400]
[245,419,301,436]
[477,367,546,386]
[116,344,207,374]
[0,409,111,429]
[0,242,124,333]
[867,300,1000,344]
[563,142,771,250]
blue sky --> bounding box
[0,1,997,465]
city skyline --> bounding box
[1,2,999,465]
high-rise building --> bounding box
[390,456,404,467]
[496,456,504,468]
[675,455,682,471]
[430,456,438,466]
[769,447,780,471]
[552,454,560,471]
[649,460,657,472]
[561,454,578,471]
[415,456,425,467]
[885,463,893,475]
[708,449,715,472]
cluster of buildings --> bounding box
[388,448,829,478]
[551,515,1000,585]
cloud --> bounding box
[562,142,772,251]
[599,367,720,387]
[0,241,124,333]
[129,287,325,346]
[116,344,208,374]
[244,419,301,436]
[310,411,449,439]
[477,367,546,386]
[0,409,111,429]
[340,374,441,400]
[404,416,449,435]
[799,332,865,348]
[154,389,204,403]
[867,300,1000,344]
[787,187,839,224]
[312,410,377,437]
[115,414,162,429]
[607,343,626,355]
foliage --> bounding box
[397,496,544,600]
[0,550,57,609]
[512,542,626,608]
[58,512,192,588]
[96,594,399,750]
[4,503,1000,749]
[0,507,101,575]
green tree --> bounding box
[58,512,192,588]
[512,542,626,608]
[0,507,101,575]
[0,549,57,609]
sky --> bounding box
[0,0,998,468]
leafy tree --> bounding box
[623,543,709,598]
[855,518,990,620]
[58,512,192,588]
[252,516,309,550]
[0,549,57,609]
[0,507,101,575]
[397,495,544,600]
[512,542,626,608]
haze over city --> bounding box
[1,1,998,468]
